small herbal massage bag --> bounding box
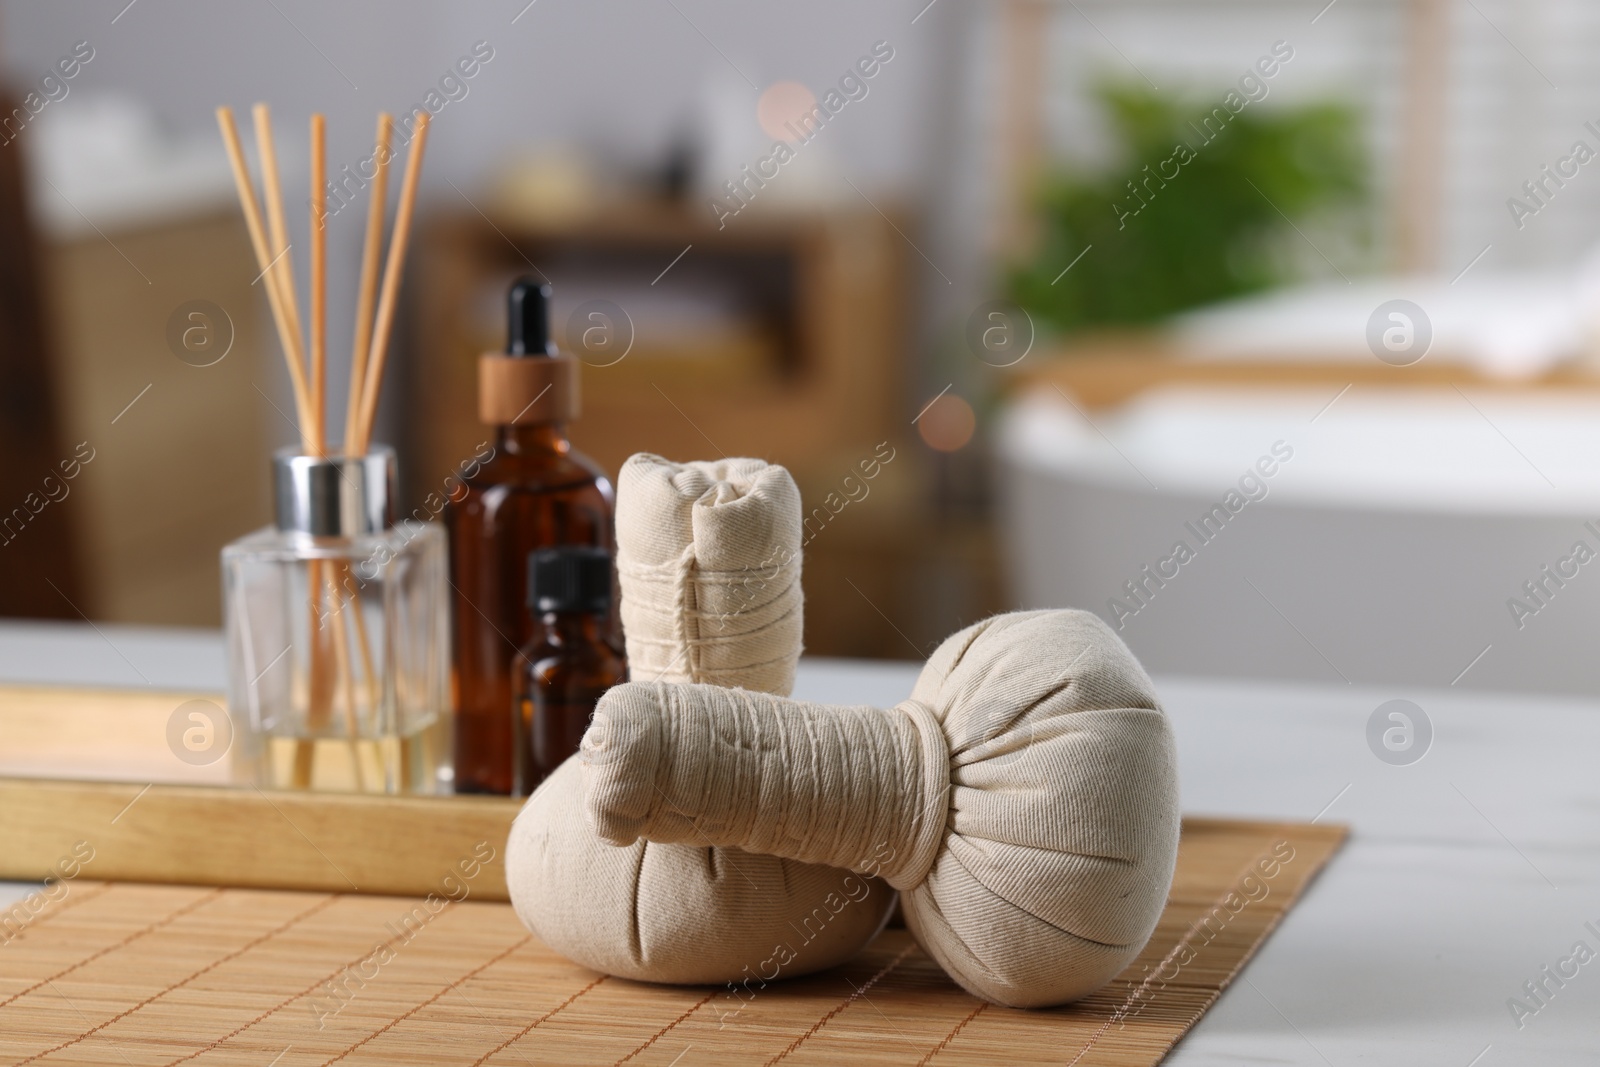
[505,456,895,983]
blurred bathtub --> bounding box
[996,386,1600,695]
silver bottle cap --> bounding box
[272,446,396,536]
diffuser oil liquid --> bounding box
[266,715,447,794]
[223,507,451,795]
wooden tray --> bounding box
[0,778,522,900]
[0,684,519,899]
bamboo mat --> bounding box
[0,817,1343,1066]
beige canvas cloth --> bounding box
[582,610,1182,1008]
[611,454,802,690]
[505,455,894,983]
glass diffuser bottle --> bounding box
[223,446,450,793]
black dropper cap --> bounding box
[507,277,557,356]
[527,546,612,614]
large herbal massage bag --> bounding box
[582,608,1182,1007]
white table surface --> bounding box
[2,620,1596,1064]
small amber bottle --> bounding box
[446,280,614,795]
[513,547,626,795]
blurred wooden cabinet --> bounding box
[404,198,979,657]
[406,199,910,491]
[41,211,274,626]
[0,107,81,620]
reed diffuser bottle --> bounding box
[224,449,449,793]
[447,280,614,795]
[214,100,442,793]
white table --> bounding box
[3,621,1596,1064]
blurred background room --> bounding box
[6,0,1600,693]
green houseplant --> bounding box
[1007,82,1368,335]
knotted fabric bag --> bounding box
[612,453,801,690]
[582,609,1181,1007]
[505,455,894,983]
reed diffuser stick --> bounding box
[325,569,368,792]
[345,113,392,458]
[252,104,305,370]
[337,113,393,743]
[215,107,313,447]
[300,115,336,793]
[219,104,321,788]
[347,574,380,730]
[309,113,327,452]
[354,110,430,452]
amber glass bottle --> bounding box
[512,547,626,795]
[446,280,614,795]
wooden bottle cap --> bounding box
[478,353,579,424]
